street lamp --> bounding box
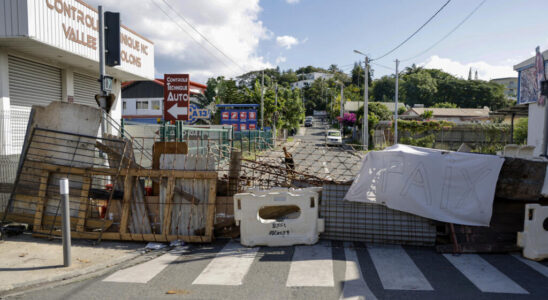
[353,50,369,150]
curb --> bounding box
[0,250,142,295]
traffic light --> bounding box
[104,12,120,67]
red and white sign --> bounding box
[249,111,256,120]
[230,112,239,120]
[232,124,239,131]
[240,111,247,120]
[248,123,256,130]
[163,74,190,121]
[240,124,247,131]
[222,112,229,120]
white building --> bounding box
[0,0,154,155]
[514,48,548,156]
[290,72,334,89]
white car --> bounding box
[325,130,342,146]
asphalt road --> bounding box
[10,239,548,300]
[288,118,363,182]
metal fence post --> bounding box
[60,178,71,267]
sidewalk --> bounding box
[0,233,144,293]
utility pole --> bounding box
[340,84,344,136]
[260,69,264,130]
[274,82,278,145]
[394,59,400,144]
[363,57,369,150]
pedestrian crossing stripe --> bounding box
[102,242,545,296]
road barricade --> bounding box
[517,204,548,261]
[234,187,323,247]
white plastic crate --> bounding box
[517,204,548,261]
[234,187,323,247]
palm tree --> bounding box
[404,63,423,75]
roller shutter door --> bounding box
[74,72,100,107]
[8,56,62,107]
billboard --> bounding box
[220,109,258,131]
[164,74,190,121]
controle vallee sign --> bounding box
[164,74,190,121]
[38,0,154,79]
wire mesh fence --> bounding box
[2,102,442,245]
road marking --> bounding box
[103,250,182,283]
[193,241,259,285]
[367,245,433,291]
[340,243,377,300]
[512,254,548,278]
[286,244,334,287]
[444,254,528,294]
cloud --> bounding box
[420,55,517,80]
[84,0,272,82]
[286,0,300,4]
[275,56,287,64]
[276,35,299,49]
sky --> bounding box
[86,0,548,83]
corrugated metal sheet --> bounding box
[0,0,28,37]
[320,184,437,246]
[8,56,62,107]
[74,72,99,107]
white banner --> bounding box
[344,145,505,226]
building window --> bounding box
[123,101,127,110]
[136,101,149,110]
[151,100,161,110]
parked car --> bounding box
[304,117,313,127]
[325,130,342,146]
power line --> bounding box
[161,0,247,72]
[372,0,452,61]
[401,0,487,62]
[371,61,393,71]
[149,0,240,74]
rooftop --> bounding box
[403,107,490,117]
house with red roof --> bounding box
[122,79,207,124]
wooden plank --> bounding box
[162,176,176,235]
[32,171,49,230]
[119,175,135,234]
[205,178,217,240]
[23,161,217,179]
[76,176,91,232]
[3,212,113,230]
[32,229,211,243]
[152,142,188,195]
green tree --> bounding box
[432,102,457,108]
[402,71,437,107]
[420,110,434,120]
[514,117,528,144]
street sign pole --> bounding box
[98,6,107,136]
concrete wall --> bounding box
[528,103,545,156]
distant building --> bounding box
[290,72,334,89]
[344,101,406,113]
[121,79,207,124]
[490,77,518,99]
[513,47,548,156]
[400,107,491,123]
